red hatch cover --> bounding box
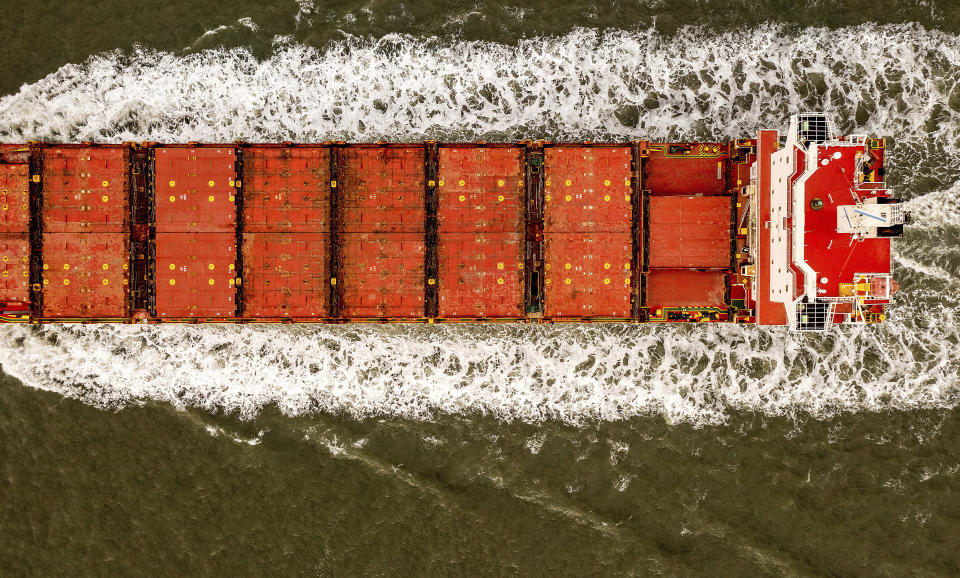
[42,147,129,233]
[543,146,633,318]
[242,232,329,318]
[243,147,330,233]
[155,147,237,233]
[339,146,425,318]
[0,236,30,302]
[646,269,726,308]
[648,195,731,269]
[437,146,525,318]
[645,143,728,195]
[339,232,424,318]
[544,233,632,318]
[41,232,129,318]
[155,232,237,318]
[0,163,29,233]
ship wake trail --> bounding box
[0,25,958,425]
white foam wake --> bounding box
[0,26,958,425]
[0,291,956,426]
[0,24,958,151]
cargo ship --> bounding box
[0,114,907,330]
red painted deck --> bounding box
[241,232,329,318]
[154,148,236,232]
[41,147,128,233]
[754,130,787,326]
[543,147,632,318]
[41,232,128,317]
[0,162,29,233]
[0,236,30,302]
[645,143,728,195]
[648,195,731,269]
[646,270,726,308]
[803,144,891,297]
[340,147,425,318]
[242,147,330,232]
[437,146,525,318]
[155,232,236,318]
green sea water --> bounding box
[2,0,960,574]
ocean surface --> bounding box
[1,0,960,574]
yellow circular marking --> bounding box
[565,180,572,187]
[208,264,215,270]
[102,195,109,202]
[63,278,70,285]
[459,195,466,202]
[208,278,215,285]
[564,278,571,285]
[208,195,215,202]
[545,180,551,187]
[625,194,631,201]
[428,180,436,187]
[458,180,466,186]
[169,263,175,270]
[1,204,6,211]
[604,195,611,202]
[624,179,631,186]
[624,278,631,285]
[564,263,571,270]
[624,263,630,270]
[604,179,611,186]
[169,279,176,285]
[32,175,40,183]
[497,262,504,270]
[102,263,109,270]
[229,195,235,202]
[22,256,28,263]
[1,256,6,262]
[545,263,551,270]
[545,195,551,202]
[604,263,610,269]
[102,279,109,286]
[42,279,48,286]
[497,277,504,285]
[208,180,215,187]
[604,278,611,285]
[228,264,235,271]
[545,278,551,285]
[229,279,235,285]
[102,180,109,187]
[497,195,504,202]
[497,179,504,187]
[22,271,27,277]
[438,180,444,187]
[564,195,572,202]
[43,263,49,270]
[169,196,176,202]
[63,264,70,270]
[169,180,176,187]
[427,278,435,285]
